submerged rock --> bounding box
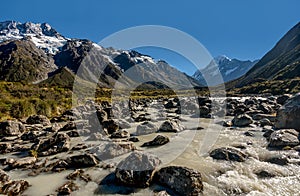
[115,152,161,187]
[154,166,203,196]
[210,147,247,162]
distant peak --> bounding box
[214,55,232,63]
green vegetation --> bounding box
[229,78,300,95]
[0,82,72,120]
[28,149,38,158]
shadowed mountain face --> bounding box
[0,39,57,83]
[229,22,300,90]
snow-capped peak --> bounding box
[214,55,232,63]
[0,21,68,55]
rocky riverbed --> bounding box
[0,93,300,195]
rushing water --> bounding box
[2,98,300,195]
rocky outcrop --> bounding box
[275,93,300,130]
[210,147,247,162]
[154,166,203,196]
[115,152,161,187]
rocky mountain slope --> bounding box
[0,39,57,83]
[0,21,201,89]
[193,55,258,86]
[228,22,300,93]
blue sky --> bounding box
[1,0,299,75]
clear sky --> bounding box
[1,0,300,75]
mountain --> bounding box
[193,55,258,86]
[228,22,300,94]
[112,51,202,89]
[0,21,202,89]
[0,21,67,55]
[0,39,57,83]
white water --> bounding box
[1,100,300,195]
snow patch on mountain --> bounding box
[0,21,68,54]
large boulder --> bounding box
[232,114,253,127]
[141,135,170,147]
[31,132,71,156]
[115,152,161,187]
[268,129,299,148]
[136,122,158,136]
[154,166,203,196]
[158,120,184,133]
[26,115,51,126]
[210,147,247,162]
[66,154,99,168]
[275,93,300,130]
[0,121,25,137]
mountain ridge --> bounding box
[193,55,258,86]
[0,21,202,89]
